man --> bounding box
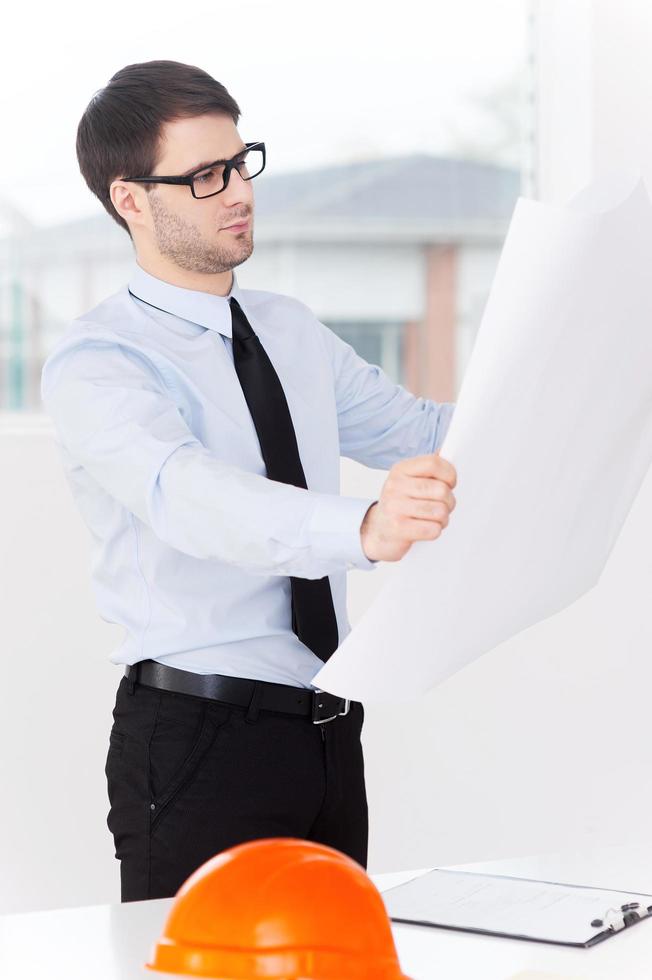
[40,59,457,902]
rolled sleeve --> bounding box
[312,311,456,468]
[431,401,456,452]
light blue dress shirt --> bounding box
[40,263,455,688]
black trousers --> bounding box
[105,673,368,901]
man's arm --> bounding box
[313,316,455,469]
[40,338,378,578]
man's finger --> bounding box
[397,453,457,488]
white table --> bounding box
[2,843,652,979]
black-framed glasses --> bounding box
[121,141,266,199]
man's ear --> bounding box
[110,179,147,230]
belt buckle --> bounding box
[312,688,351,724]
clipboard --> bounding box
[381,868,652,947]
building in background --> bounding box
[0,153,520,411]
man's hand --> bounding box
[360,453,457,562]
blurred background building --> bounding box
[0,155,522,411]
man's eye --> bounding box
[196,169,216,183]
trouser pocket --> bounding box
[147,694,232,829]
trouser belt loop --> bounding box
[127,663,138,695]
[245,680,264,723]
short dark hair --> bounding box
[76,60,241,239]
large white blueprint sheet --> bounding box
[314,176,652,702]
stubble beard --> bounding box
[149,191,253,274]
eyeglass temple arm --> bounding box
[122,175,191,185]
[122,143,265,184]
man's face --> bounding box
[139,112,254,275]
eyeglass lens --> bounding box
[192,147,264,198]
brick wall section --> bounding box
[402,319,420,394]
[422,244,456,402]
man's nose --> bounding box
[222,167,253,206]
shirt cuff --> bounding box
[307,493,379,571]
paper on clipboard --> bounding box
[381,867,652,947]
[313,174,652,702]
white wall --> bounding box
[0,419,124,913]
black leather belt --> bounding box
[124,660,352,724]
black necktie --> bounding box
[229,295,339,662]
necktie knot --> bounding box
[229,296,256,342]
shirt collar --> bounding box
[127,262,246,338]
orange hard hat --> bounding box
[146,837,413,979]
